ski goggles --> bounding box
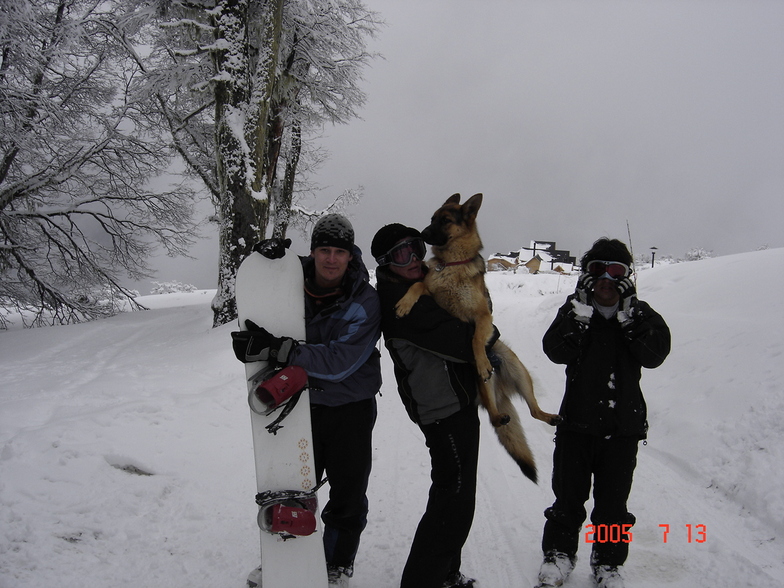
[375,238,427,267]
[585,260,631,280]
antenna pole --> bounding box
[626,220,637,285]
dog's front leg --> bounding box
[395,281,428,318]
[473,313,511,427]
[473,313,496,381]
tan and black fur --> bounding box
[395,193,559,482]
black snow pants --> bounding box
[311,397,377,573]
[400,405,480,588]
[542,430,639,568]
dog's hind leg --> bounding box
[477,378,510,427]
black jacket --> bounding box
[543,295,671,439]
[376,266,478,425]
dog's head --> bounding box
[421,193,483,247]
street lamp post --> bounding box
[650,246,658,268]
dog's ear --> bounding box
[462,193,483,219]
[444,193,461,206]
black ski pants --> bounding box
[311,397,377,573]
[542,430,639,567]
[400,405,480,588]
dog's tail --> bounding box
[490,386,538,483]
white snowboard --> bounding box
[235,250,327,588]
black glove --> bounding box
[252,238,292,260]
[575,273,595,305]
[568,274,595,329]
[231,320,297,363]
[616,277,636,300]
[616,277,638,328]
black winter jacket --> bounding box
[542,295,671,439]
[376,266,479,425]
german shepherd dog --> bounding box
[395,193,559,482]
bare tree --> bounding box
[137,0,381,326]
[0,0,197,327]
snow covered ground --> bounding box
[1,249,782,588]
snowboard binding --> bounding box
[255,487,323,539]
[248,365,309,433]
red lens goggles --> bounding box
[586,260,631,280]
[376,238,427,267]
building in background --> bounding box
[488,241,576,273]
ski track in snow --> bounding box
[1,251,783,588]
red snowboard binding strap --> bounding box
[248,365,308,416]
[255,485,325,539]
[262,503,317,537]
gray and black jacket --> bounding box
[376,265,478,425]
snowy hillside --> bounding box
[1,249,782,588]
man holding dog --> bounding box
[231,214,382,587]
[536,238,671,588]
[372,223,484,588]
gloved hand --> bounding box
[569,274,595,329]
[575,273,595,305]
[231,320,298,363]
[616,277,638,328]
[252,238,292,260]
[616,277,636,300]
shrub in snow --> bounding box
[150,281,198,295]
[684,247,714,261]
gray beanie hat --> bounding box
[310,214,354,252]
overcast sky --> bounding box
[141,0,784,291]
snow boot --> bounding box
[442,571,478,587]
[592,564,625,588]
[535,552,576,587]
[327,564,351,587]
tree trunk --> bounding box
[272,121,301,238]
[211,0,284,327]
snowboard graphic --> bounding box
[235,250,328,588]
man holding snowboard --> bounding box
[232,214,382,587]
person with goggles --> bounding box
[535,238,671,588]
[371,223,483,588]
[374,236,427,271]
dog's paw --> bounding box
[491,413,511,427]
[537,412,561,426]
[394,299,413,318]
[476,357,494,381]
